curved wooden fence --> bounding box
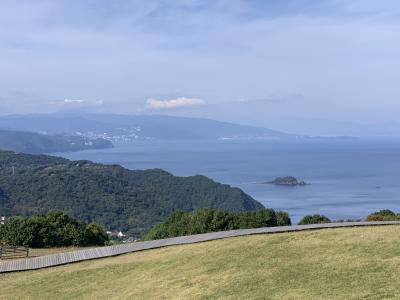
[1,221,399,273]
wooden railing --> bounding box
[0,246,29,260]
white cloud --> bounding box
[146,97,206,110]
[62,99,103,106]
[64,98,84,104]
[48,99,104,108]
[235,94,303,104]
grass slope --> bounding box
[1,225,400,299]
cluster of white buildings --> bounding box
[106,230,126,238]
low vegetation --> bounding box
[1,226,400,299]
[0,211,108,247]
[366,209,400,221]
[140,208,400,240]
[143,208,291,240]
[298,214,331,225]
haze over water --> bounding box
[59,139,400,223]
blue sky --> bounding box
[1,0,400,129]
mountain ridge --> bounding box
[0,129,113,154]
[0,113,300,142]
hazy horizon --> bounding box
[1,0,400,133]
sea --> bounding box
[58,139,400,223]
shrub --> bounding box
[276,211,291,226]
[366,209,399,221]
[85,222,109,246]
[143,208,291,240]
[0,211,108,247]
[298,214,331,225]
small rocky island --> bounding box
[268,176,309,186]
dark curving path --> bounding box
[1,221,399,273]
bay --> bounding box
[58,139,400,223]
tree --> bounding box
[0,212,109,247]
[366,209,399,221]
[276,211,291,226]
[85,223,109,246]
[143,208,291,240]
[298,214,331,225]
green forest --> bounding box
[0,151,264,237]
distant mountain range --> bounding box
[0,129,113,154]
[0,150,264,237]
[0,113,300,143]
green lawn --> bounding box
[1,225,400,299]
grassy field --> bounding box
[1,225,400,299]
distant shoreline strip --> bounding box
[1,221,399,273]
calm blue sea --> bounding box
[58,139,400,223]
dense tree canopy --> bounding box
[0,211,108,247]
[366,209,400,221]
[0,151,264,237]
[143,208,291,240]
[298,214,331,225]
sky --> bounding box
[1,0,400,131]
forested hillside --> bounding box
[0,151,264,237]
